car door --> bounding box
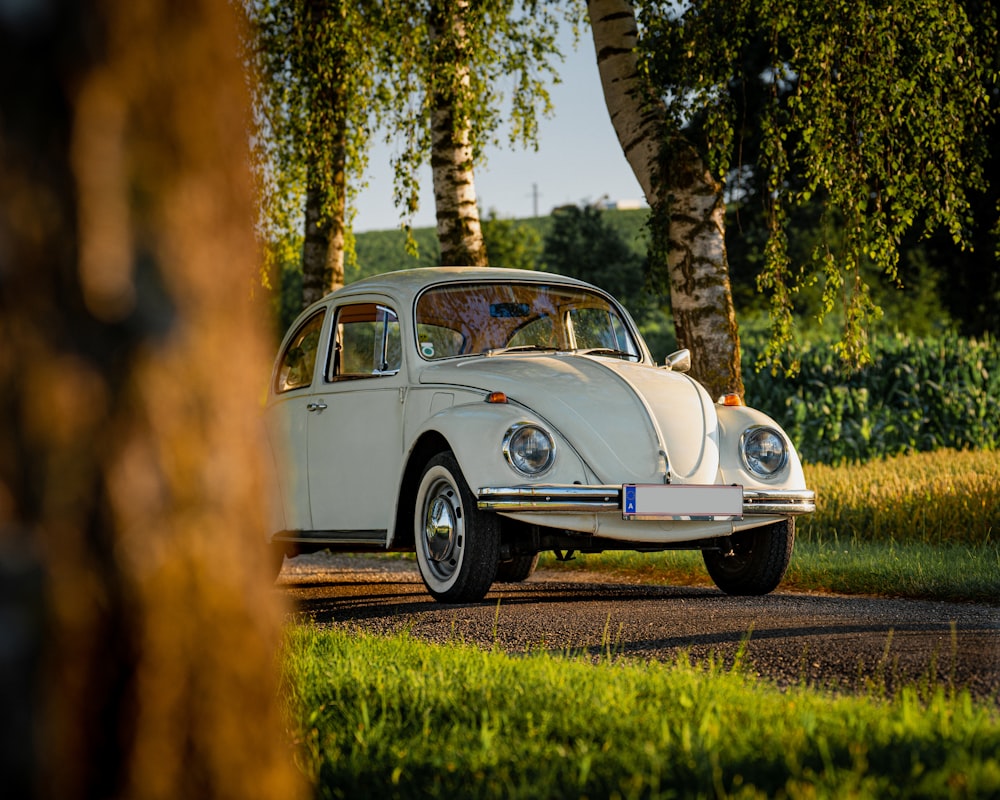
[306,301,405,535]
[265,307,329,532]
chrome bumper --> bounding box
[477,485,816,517]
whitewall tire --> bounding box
[414,452,499,602]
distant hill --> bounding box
[349,207,651,282]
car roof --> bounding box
[320,266,600,307]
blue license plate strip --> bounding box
[623,484,743,520]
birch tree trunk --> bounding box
[428,0,488,267]
[587,0,744,399]
[299,2,348,305]
[0,1,303,797]
[301,142,347,307]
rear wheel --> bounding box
[495,553,539,583]
[414,452,499,602]
[269,542,288,582]
[703,519,794,596]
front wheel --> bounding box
[702,519,795,596]
[414,452,499,603]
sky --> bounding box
[351,28,648,233]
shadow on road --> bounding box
[276,556,1000,700]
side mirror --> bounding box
[664,348,691,373]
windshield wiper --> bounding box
[575,347,639,361]
[485,345,561,356]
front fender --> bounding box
[407,400,593,502]
[715,404,809,491]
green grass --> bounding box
[282,626,1000,800]
[788,540,999,603]
[538,540,999,604]
[281,449,1000,797]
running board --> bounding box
[271,530,387,546]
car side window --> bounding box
[329,303,401,380]
[275,310,326,393]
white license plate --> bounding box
[622,484,743,520]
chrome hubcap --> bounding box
[425,492,457,562]
[417,468,467,586]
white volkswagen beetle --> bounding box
[264,267,815,602]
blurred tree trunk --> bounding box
[0,1,304,798]
[587,0,743,400]
[428,0,488,267]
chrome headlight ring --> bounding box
[740,425,789,479]
[502,422,556,477]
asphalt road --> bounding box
[278,553,1000,701]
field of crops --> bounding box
[743,333,999,465]
[798,449,998,545]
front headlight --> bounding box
[740,425,788,478]
[503,423,556,476]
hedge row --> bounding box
[741,333,999,464]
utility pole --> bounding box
[529,183,540,217]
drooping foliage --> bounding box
[249,1,563,288]
[639,0,997,372]
[249,0,388,297]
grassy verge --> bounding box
[282,450,999,797]
[540,450,999,603]
[282,626,1000,800]
[537,541,999,604]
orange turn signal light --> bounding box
[485,391,508,404]
[718,393,744,407]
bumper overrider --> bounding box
[477,484,816,520]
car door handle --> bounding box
[306,401,328,413]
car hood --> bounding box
[418,354,720,484]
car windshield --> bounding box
[414,281,641,361]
